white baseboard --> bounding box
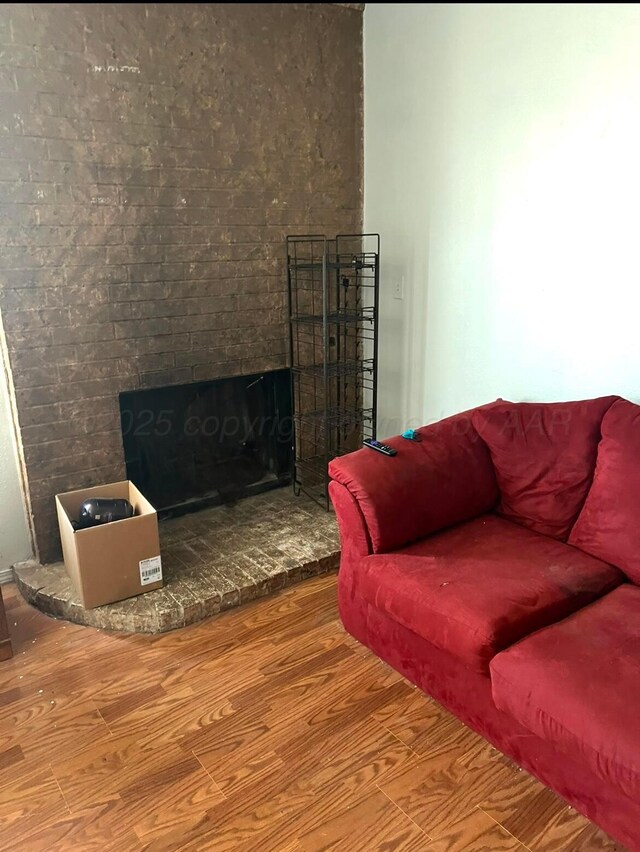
[0,567,14,585]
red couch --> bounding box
[329,396,640,850]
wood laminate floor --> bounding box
[0,577,623,851]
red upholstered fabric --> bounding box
[356,514,622,674]
[328,480,371,566]
[491,585,640,802]
[337,556,640,850]
[472,396,618,541]
[328,405,499,554]
[570,399,640,584]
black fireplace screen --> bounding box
[119,369,292,516]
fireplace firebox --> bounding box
[119,369,292,517]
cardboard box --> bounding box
[56,480,163,609]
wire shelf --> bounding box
[291,307,376,326]
[295,407,375,429]
[287,233,380,509]
[291,358,375,379]
[288,252,378,273]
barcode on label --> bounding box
[139,555,162,586]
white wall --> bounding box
[365,4,640,435]
[0,355,31,576]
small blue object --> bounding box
[402,429,421,442]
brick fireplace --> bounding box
[0,3,363,563]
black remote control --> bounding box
[363,438,397,456]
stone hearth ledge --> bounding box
[13,491,341,634]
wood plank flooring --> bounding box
[0,576,624,851]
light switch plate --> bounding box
[393,275,404,300]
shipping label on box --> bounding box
[139,556,163,586]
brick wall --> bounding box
[0,3,363,563]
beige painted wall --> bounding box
[0,353,31,576]
[365,4,640,434]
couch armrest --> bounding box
[328,480,372,564]
[328,407,499,554]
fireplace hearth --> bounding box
[15,489,339,633]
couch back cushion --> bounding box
[472,396,618,540]
[569,399,640,581]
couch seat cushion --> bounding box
[570,399,640,583]
[358,515,622,673]
[491,585,640,799]
[472,396,618,540]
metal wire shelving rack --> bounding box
[286,233,380,508]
